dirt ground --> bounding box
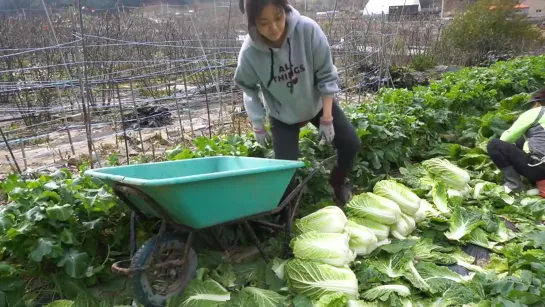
[0,101,231,175]
[0,93,366,176]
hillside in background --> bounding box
[0,0,195,10]
[1,0,472,13]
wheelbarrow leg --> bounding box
[184,232,195,263]
[151,221,168,260]
[283,201,292,259]
[130,211,137,257]
[243,221,270,263]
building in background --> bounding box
[489,2,544,18]
[488,3,531,15]
[362,0,421,15]
[419,0,442,13]
[522,0,545,18]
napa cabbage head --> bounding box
[43,301,74,307]
[347,300,380,307]
[412,238,457,264]
[413,199,441,222]
[373,180,421,216]
[294,206,347,234]
[471,180,500,200]
[346,220,379,256]
[489,221,517,243]
[468,227,498,250]
[422,158,471,191]
[390,213,416,240]
[285,259,359,299]
[444,207,484,241]
[347,193,402,225]
[271,258,289,280]
[313,293,349,307]
[349,217,390,241]
[361,284,411,301]
[448,185,471,200]
[231,287,288,307]
[290,231,356,267]
[432,182,450,215]
[177,279,231,307]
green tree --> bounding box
[441,0,543,65]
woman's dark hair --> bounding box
[531,87,545,106]
[239,0,291,26]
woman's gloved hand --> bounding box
[319,117,335,143]
[253,122,271,146]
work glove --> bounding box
[253,122,271,147]
[319,117,335,143]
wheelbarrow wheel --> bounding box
[130,235,198,307]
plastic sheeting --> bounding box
[448,219,520,276]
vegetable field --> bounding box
[1,55,545,307]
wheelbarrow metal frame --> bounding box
[110,155,336,276]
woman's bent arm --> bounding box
[234,58,266,126]
[500,108,541,143]
[310,21,339,99]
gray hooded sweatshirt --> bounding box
[233,7,340,127]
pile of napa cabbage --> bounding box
[166,158,545,306]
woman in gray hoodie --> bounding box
[234,0,361,205]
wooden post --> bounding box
[113,119,119,149]
[0,127,21,173]
[55,89,75,155]
[182,70,194,135]
[20,141,27,170]
[200,72,213,138]
[5,155,16,174]
[74,0,95,168]
[129,80,145,153]
[115,83,130,166]
[172,47,185,143]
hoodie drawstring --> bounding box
[287,38,294,94]
[267,48,275,88]
[266,38,294,94]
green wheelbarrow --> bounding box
[84,155,334,307]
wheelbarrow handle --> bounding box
[277,154,337,210]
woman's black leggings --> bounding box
[487,138,545,183]
[270,102,361,202]
[269,103,361,176]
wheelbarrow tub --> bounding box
[84,156,305,229]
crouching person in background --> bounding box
[487,87,545,196]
